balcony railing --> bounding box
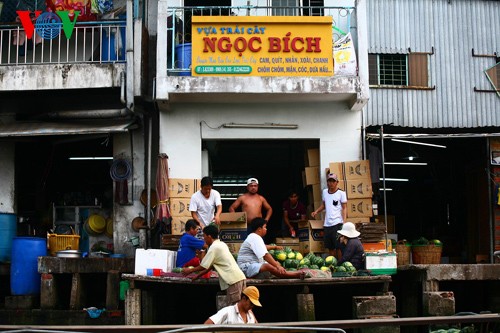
[0,20,126,65]
[165,5,355,74]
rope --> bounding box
[110,158,132,181]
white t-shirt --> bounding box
[237,233,267,265]
[189,189,222,226]
[209,303,257,324]
[322,188,347,227]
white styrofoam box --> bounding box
[134,249,177,275]
[365,252,397,275]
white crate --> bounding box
[134,249,176,275]
[365,252,397,275]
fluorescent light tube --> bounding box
[69,157,113,160]
[391,138,446,148]
[380,178,409,182]
[384,162,428,166]
[222,123,298,129]
[380,188,393,191]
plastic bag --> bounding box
[333,33,357,76]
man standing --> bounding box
[204,286,262,324]
[237,218,305,279]
[311,173,347,259]
[229,178,273,225]
[190,176,222,228]
[182,224,246,305]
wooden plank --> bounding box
[38,257,134,274]
[106,270,120,310]
[69,273,84,310]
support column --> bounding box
[125,288,141,325]
[69,273,84,310]
[40,273,57,309]
[297,286,315,321]
[106,270,120,310]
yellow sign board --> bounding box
[191,16,333,77]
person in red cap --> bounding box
[311,173,347,260]
[204,286,262,324]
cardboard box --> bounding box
[345,179,373,199]
[275,237,300,251]
[305,166,320,185]
[298,220,325,254]
[347,217,370,224]
[344,160,371,180]
[307,148,320,167]
[171,216,191,235]
[168,178,199,198]
[169,198,191,217]
[328,162,345,180]
[219,212,247,253]
[347,198,373,217]
[312,184,322,202]
[134,249,177,275]
[365,252,397,275]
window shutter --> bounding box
[368,54,378,85]
[485,63,499,89]
[409,53,428,87]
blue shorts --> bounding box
[239,262,263,278]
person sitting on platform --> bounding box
[337,222,365,270]
[204,286,262,324]
[182,224,247,305]
[176,219,209,276]
[237,217,305,279]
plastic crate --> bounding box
[47,234,80,256]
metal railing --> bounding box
[165,5,355,73]
[0,20,126,65]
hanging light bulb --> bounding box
[403,147,419,161]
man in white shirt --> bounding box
[190,177,222,230]
[204,286,262,324]
[311,173,347,259]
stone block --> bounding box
[5,295,40,309]
[353,295,397,318]
[423,291,455,316]
[354,316,400,333]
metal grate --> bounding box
[369,53,408,86]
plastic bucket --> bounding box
[0,213,17,262]
[88,214,106,234]
[175,43,192,76]
[11,237,47,295]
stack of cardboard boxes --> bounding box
[167,178,199,235]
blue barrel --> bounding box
[0,213,17,262]
[175,43,192,76]
[11,237,47,295]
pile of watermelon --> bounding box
[269,246,356,274]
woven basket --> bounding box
[411,244,442,264]
[395,241,411,266]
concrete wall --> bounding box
[113,130,146,257]
[159,102,362,185]
[0,142,15,214]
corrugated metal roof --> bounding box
[365,0,500,129]
[0,119,137,137]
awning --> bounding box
[0,119,137,137]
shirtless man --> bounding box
[229,178,273,224]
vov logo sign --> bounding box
[17,10,80,40]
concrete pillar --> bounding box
[125,288,141,325]
[297,293,315,321]
[106,270,120,310]
[40,273,57,309]
[69,273,84,310]
[353,293,399,333]
[423,291,455,316]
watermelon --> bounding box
[299,258,311,266]
[172,267,183,273]
[431,239,442,246]
[336,266,347,272]
[309,264,319,269]
[295,252,303,261]
[325,256,337,267]
[306,252,316,260]
[268,249,275,257]
[275,251,287,262]
[342,261,354,268]
[287,251,296,259]
[313,256,325,267]
[320,266,330,272]
[284,259,293,268]
[298,264,309,269]
[290,259,300,269]
[284,246,293,253]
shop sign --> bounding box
[16,10,80,41]
[191,16,333,77]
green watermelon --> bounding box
[298,264,309,269]
[320,266,330,272]
[268,249,275,257]
[295,252,303,261]
[309,264,319,269]
[299,258,311,266]
[313,256,325,267]
[336,266,347,272]
[287,251,296,259]
[284,246,293,253]
[172,267,183,273]
[275,251,287,262]
[284,259,293,268]
[324,256,337,267]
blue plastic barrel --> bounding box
[11,237,47,295]
[175,43,192,76]
[0,213,17,262]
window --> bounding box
[369,53,429,87]
[272,0,299,16]
[485,62,500,97]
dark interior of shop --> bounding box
[11,131,493,263]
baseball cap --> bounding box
[242,286,262,307]
[327,173,339,181]
[247,177,259,185]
